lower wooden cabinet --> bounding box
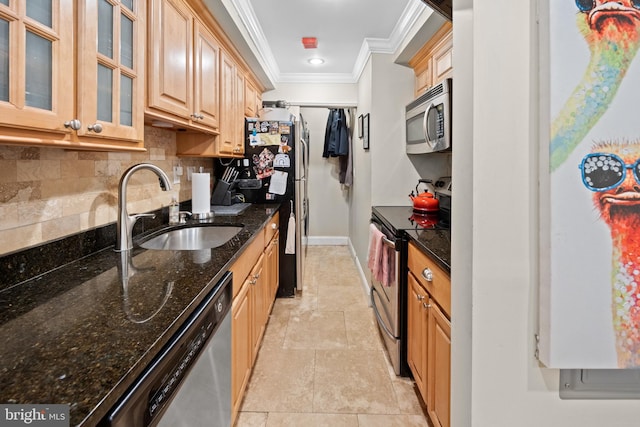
[231,278,251,418]
[427,298,451,427]
[407,272,429,399]
[407,241,451,427]
[250,254,266,363]
[265,230,279,311]
[231,214,279,424]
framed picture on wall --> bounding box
[358,114,363,138]
[363,113,369,150]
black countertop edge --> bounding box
[405,229,451,273]
[0,203,280,427]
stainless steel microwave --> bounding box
[405,78,452,154]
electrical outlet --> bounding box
[172,166,181,184]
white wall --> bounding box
[262,83,357,243]
[350,59,373,269]
[455,1,640,426]
[299,106,350,240]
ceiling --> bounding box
[204,0,440,89]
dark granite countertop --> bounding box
[0,204,278,426]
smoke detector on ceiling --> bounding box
[301,37,317,49]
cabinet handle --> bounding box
[253,273,260,279]
[422,268,433,282]
[423,302,431,309]
[87,123,103,133]
[416,294,424,301]
[64,119,81,130]
[190,113,204,120]
[249,279,257,285]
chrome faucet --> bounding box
[116,163,172,251]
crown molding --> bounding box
[228,0,426,85]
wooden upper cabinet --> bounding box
[244,79,258,117]
[193,20,220,130]
[0,0,145,150]
[217,48,237,156]
[147,0,220,133]
[0,0,74,134]
[77,0,146,143]
[235,70,245,155]
[147,0,193,120]
[431,30,452,85]
[409,21,452,97]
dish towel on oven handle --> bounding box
[367,224,395,287]
[367,224,384,282]
[381,243,395,287]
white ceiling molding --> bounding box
[225,0,281,82]
[228,0,426,85]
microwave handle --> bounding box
[423,103,431,143]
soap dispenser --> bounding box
[169,195,180,224]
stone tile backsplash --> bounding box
[0,126,213,255]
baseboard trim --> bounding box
[347,239,372,304]
[307,236,349,246]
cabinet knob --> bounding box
[423,302,431,309]
[271,223,277,230]
[417,294,425,301]
[422,268,433,282]
[253,273,260,279]
[87,123,103,133]
[249,279,257,285]
[64,119,81,130]
[190,113,204,120]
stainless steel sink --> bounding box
[139,226,243,250]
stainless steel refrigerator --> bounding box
[238,117,309,297]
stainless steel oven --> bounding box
[370,193,452,377]
[369,214,407,376]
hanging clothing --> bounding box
[323,109,349,158]
[323,108,353,186]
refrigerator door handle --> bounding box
[300,138,308,180]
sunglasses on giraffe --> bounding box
[579,153,640,191]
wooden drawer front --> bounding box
[264,212,280,246]
[231,231,264,298]
[408,241,451,318]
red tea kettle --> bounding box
[409,179,439,214]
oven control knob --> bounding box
[422,268,434,282]
[216,301,223,313]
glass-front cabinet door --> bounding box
[0,0,74,133]
[77,0,144,143]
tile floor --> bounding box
[235,246,430,427]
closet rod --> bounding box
[287,102,357,109]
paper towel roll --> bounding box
[192,173,211,214]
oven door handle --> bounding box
[370,287,399,340]
[370,221,396,250]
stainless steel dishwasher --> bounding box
[101,272,232,427]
